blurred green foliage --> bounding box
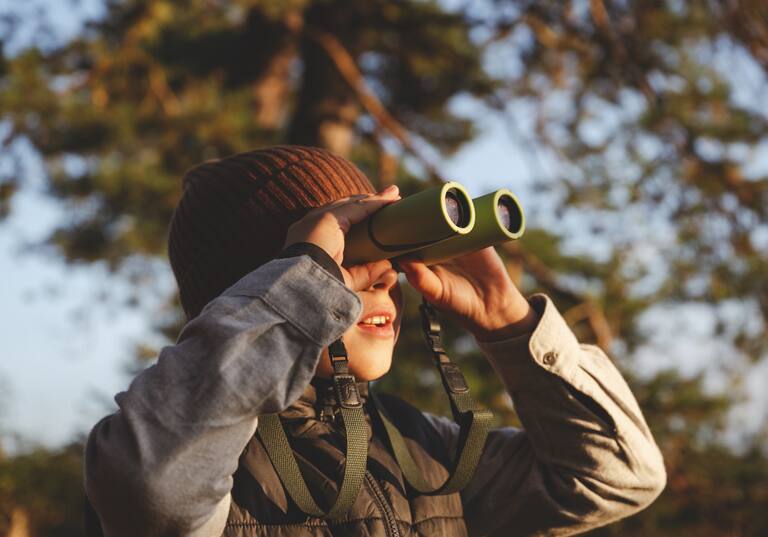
[1,0,767,535]
[0,443,84,536]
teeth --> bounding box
[361,315,390,326]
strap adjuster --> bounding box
[334,374,362,408]
[439,362,469,394]
[328,339,348,359]
[328,338,350,375]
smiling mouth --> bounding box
[357,314,394,336]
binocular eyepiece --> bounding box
[343,182,524,266]
[444,188,473,229]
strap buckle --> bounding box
[334,373,362,409]
[328,338,350,375]
[257,341,368,520]
[328,338,361,408]
[439,362,469,394]
[420,300,446,354]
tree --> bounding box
[1,0,767,535]
[0,443,85,537]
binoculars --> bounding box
[344,181,525,266]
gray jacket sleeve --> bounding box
[84,256,361,537]
[424,294,666,537]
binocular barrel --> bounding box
[343,184,525,266]
[401,189,525,265]
[343,182,475,266]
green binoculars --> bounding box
[343,181,525,266]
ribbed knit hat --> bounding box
[168,146,375,319]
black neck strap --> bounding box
[368,298,493,495]
[259,298,494,518]
[257,337,368,519]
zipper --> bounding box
[365,471,401,537]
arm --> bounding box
[85,254,361,537]
[425,294,666,536]
[85,181,401,537]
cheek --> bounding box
[340,330,394,381]
[390,284,404,339]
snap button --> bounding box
[542,351,558,366]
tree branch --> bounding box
[304,27,446,184]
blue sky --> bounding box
[0,158,155,450]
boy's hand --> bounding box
[284,185,400,288]
[398,247,539,341]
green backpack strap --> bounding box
[257,338,368,520]
[369,299,493,496]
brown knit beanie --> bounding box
[168,146,375,319]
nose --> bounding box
[368,261,398,292]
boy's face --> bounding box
[316,260,403,381]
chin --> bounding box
[350,359,392,382]
[315,344,394,380]
[343,330,397,381]
[334,341,393,380]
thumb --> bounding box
[338,185,401,232]
[398,260,444,303]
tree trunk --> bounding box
[251,11,302,130]
[253,45,296,129]
[5,508,30,537]
[287,5,360,156]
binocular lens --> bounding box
[496,196,522,232]
[445,189,471,227]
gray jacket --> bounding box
[84,255,666,536]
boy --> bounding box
[85,146,666,536]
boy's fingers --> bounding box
[291,187,399,252]
[348,197,399,223]
[332,194,371,206]
[334,187,400,229]
[335,186,398,209]
[399,260,442,303]
[310,194,370,216]
[344,260,394,291]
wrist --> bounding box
[278,242,344,282]
[471,297,540,342]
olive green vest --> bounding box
[224,380,468,537]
